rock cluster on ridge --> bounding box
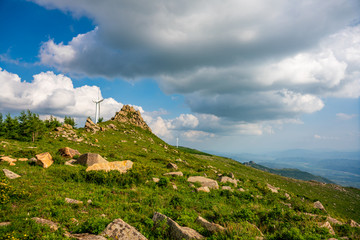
[111,105,152,132]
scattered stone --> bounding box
[71,218,79,224]
[29,157,37,163]
[36,152,53,168]
[65,159,77,166]
[229,172,235,179]
[167,162,178,170]
[172,184,178,190]
[196,216,225,232]
[153,178,160,183]
[87,199,92,204]
[281,202,292,208]
[196,187,210,193]
[349,219,360,228]
[189,183,195,188]
[18,158,28,161]
[2,169,21,179]
[101,218,147,240]
[266,183,279,193]
[218,176,237,187]
[95,139,99,143]
[32,217,58,231]
[0,222,11,227]
[1,156,17,165]
[327,217,343,225]
[319,221,335,235]
[111,105,152,132]
[164,172,183,177]
[76,153,108,167]
[238,188,245,192]
[58,147,81,158]
[65,198,83,204]
[152,212,204,240]
[284,193,291,200]
[314,201,326,211]
[108,123,117,130]
[86,160,133,173]
[69,233,106,240]
[221,186,233,191]
[187,176,219,189]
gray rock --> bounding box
[76,153,108,167]
[187,176,219,189]
[0,222,11,227]
[2,169,21,179]
[65,198,83,204]
[69,233,107,240]
[167,162,178,170]
[101,218,147,240]
[32,217,58,231]
[153,212,204,240]
[196,216,225,232]
[218,176,237,187]
[318,221,335,235]
[164,171,183,177]
[314,201,326,211]
[221,186,233,191]
[266,183,279,193]
[196,187,210,193]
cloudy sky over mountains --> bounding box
[1,0,359,153]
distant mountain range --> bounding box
[243,161,334,184]
[207,149,360,188]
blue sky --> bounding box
[0,0,359,153]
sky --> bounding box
[0,0,359,153]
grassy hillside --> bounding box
[243,161,334,184]
[1,120,360,239]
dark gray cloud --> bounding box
[34,0,360,122]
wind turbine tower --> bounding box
[93,89,104,124]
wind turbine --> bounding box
[93,89,104,124]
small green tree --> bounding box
[0,113,4,137]
[98,117,104,123]
[45,115,61,130]
[3,113,19,140]
[64,116,76,128]
[18,110,45,142]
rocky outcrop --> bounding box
[76,153,108,167]
[111,105,151,132]
[218,176,237,187]
[2,169,21,179]
[318,221,335,235]
[349,219,360,228]
[195,216,226,232]
[85,118,100,133]
[32,217,58,231]
[101,218,147,240]
[164,172,183,177]
[36,152,53,168]
[314,201,326,211]
[187,176,219,189]
[152,212,204,240]
[58,147,81,158]
[86,160,133,173]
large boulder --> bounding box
[76,153,108,167]
[101,218,147,240]
[2,169,21,179]
[36,152,53,168]
[196,216,225,233]
[58,147,81,158]
[187,176,219,189]
[152,212,204,240]
[111,105,152,132]
[218,176,237,187]
[86,160,133,173]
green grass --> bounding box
[0,120,359,239]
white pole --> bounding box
[176,137,179,148]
